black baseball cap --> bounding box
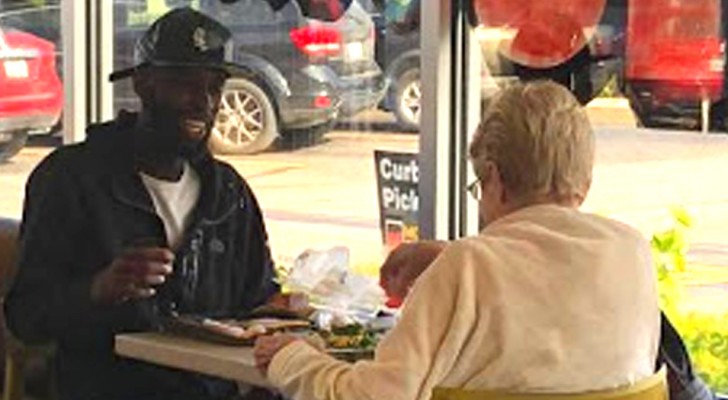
[109,7,245,81]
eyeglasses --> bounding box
[467,178,481,200]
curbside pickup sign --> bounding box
[374,150,419,249]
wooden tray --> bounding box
[161,315,310,346]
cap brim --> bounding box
[108,67,138,82]
[109,61,247,82]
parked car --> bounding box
[364,0,623,132]
[113,0,386,154]
[0,2,61,76]
[1,0,386,155]
[0,26,63,162]
[624,0,726,130]
[360,0,421,131]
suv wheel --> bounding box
[393,68,421,132]
[0,131,28,163]
[209,78,278,155]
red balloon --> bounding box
[474,0,607,68]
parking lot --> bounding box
[2,106,728,276]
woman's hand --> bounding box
[379,240,448,303]
[254,333,300,374]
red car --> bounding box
[624,0,724,130]
[0,27,62,162]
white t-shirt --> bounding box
[140,162,201,249]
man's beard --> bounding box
[146,103,213,160]
[178,136,210,160]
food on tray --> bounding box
[249,292,315,319]
[318,323,379,350]
[200,319,263,340]
[316,323,380,362]
[237,318,311,332]
[163,315,311,345]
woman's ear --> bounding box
[573,178,592,207]
[482,161,507,204]
[491,163,509,204]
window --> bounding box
[101,0,420,272]
[0,0,724,391]
[0,0,64,215]
[204,0,286,25]
[470,0,728,389]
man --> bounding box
[5,8,279,400]
[254,81,660,400]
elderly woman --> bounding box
[254,81,660,400]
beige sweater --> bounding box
[268,205,660,400]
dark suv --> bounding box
[364,0,623,132]
[1,0,386,155]
[360,0,421,131]
[113,0,386,154]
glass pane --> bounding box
[108,0,420,273]
[475,0,728,390]
[0,0,424,324]
[0,0,63,217]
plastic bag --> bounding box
[282,247,386,328]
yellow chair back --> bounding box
[433,368,667,400]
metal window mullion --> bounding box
[420,0,455,240]
[450,0,464,240]
[89,0,115,124]
[462,12,482,237]
[62,0,88,144]
[420,0,481,240]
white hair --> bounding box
[469,80,594,204]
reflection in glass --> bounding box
[110,0,416,272]
[0,0,63,162]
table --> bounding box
[115,332,270,387]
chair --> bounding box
[0,217,56,400]
[432,368,668,400]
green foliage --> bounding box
[651,206,692,316]
[273,262,292,293]
[651,207,728,393]
[675,313,728,392]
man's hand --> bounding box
[90,246,174,304]
[254,333,301,374]
[380,240,448,303]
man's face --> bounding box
[136,66,228,158]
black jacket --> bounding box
[5,113,280,400]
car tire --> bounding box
[392,68,421,132]
[209,78,278,155]
[0,131,28,163]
